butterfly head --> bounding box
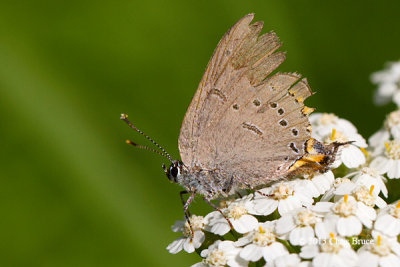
[163,160,184,183]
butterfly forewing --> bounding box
[179,14,256,164]
[179,14,314,187]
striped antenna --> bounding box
[120,114,173,162]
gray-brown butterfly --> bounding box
[121,14,347,237]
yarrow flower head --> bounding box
[385,110,400,139]
[371,60,400,106]
[275,207,322,246]
[192,240,247,267]
[370,139,400,179]
[167,60,400,267]
[249,180,314,216]
[205,194,258,235]
[300,233,358,267]
[235,221,288,263]
[315,194,376,236]
[374,201,400,238]
[322,179,386,209]
[358,235,400,267]
[167,215,206,254]
[344,167,388,198]
[309,113,367,168]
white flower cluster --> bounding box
[372,60,400,106]
[166,63,400,267]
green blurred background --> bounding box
[1,0,400,266]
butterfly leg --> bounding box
[180,190,191,217]
[181,191,196,240]
[202,197,233,229]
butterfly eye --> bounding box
[170,165,180,178]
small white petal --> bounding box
[376,197,388,209]
[334,182,356,195]
[312,202,334,213]
[220,241,240,258]
[388,160,400,178]
[357,251,379,267]
[315,218,337,239]
[369,129,390,148]
[337,118,359,134]
[240,244,263,262]
[166,237,186,254]
[278,197,302,215]
[391,126,400,140]
[183,231,204,253]
[356,202,376,228]
[261,242,288,262]
[274,254,304,267]
[205,214,231,235]
[227,256,248,267]
[204,211,221,223]
[394,91,400,107]
[232,214,258,234]
[312,253,336,267]
[370,156,391,174]
[391,241,400,256]
[374,83,396,105]
[183,239,196,253]
[341,146,366,168]
[320,190,335,202]
[378,178,389,198]
[379,254,400,267]
[374,214,400,237]
[337,216,362,236]
[251,198,278,216]
[298,180,320,198]
[171,220,185,232]
[235,235,252,247]
[275,214,296,235]
[289,226,315,246]
[337,249,358,266]
[200,248,210,258]
[300,244,319,259]
[312,171,334,194]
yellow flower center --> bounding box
[384,140,400,160]
[332,195,356,217]
[389,201,400,219]
[320,233,343,254]
[360,167,378,177]
[370,236,391,256]
[295,209,320,226]
[204,249,227,267]
[271,183,294,200]
[354,186,375,207]
[386,110,400,128]
[225,204,247,220]
[252,226,276,246]
[182,215,204,237]
[324,129,348,144]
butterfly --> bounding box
[121,14,347,237]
